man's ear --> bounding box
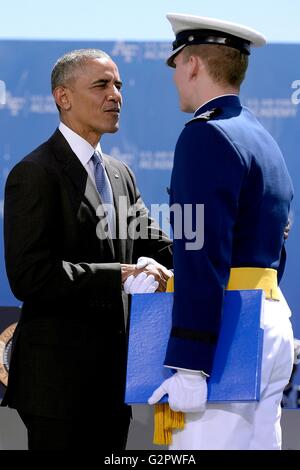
[188,55,204,81]
[52,86,72,111]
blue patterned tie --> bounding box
[91,150,115,237]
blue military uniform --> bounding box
[165,94,293,374]
[150,12,295,450]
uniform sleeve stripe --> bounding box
[171,327,218,344]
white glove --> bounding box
[124,272,159,294]
[137,256,173,277]
[148,370,207,413]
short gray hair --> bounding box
[51,49,110,92]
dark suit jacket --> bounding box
[2,129,172,419]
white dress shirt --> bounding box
[58,122,116,237]
[58,121,103,187]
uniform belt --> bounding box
[167,267,280,301]
[227,267,280,301]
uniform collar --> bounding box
[194,94,241,117]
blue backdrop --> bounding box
[0,40,300,391]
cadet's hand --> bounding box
[148,370,207,413]
[121,259,172,292]
[136,257,173,292]
[123,272,159,294]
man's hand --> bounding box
[148,370,207,413]
[121,264,137,284]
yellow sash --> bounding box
[227,267,280,300]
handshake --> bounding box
[122,258,207,413]
[121,257,173,294]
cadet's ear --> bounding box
[52,86,72,112]
[188,54,204,81]
[284,219,291,240]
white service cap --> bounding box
[166,13,267,67]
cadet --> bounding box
[149,13,294,450]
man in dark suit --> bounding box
[2,48,172,450]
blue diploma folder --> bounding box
[125,290,264,404]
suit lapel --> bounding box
[50,129,87,196]
[85,174,115,256]
[103,155,129,259]
[103,156,122,230]
[49,129,115,257]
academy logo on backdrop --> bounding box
[0,323,17,386]
[291,80,300,105]
[0,308,21,397]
